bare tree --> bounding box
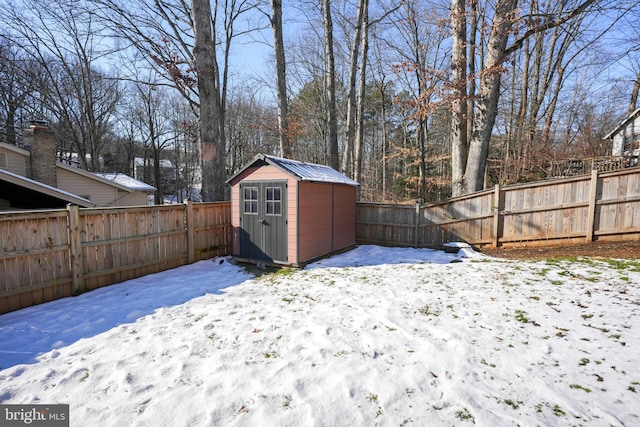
[450,0,601,195]
[2,0,120,171]
[90,0,260,200]
[0,40,34,145]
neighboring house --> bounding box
[603,107,640,164]
[0,124,156,210]
[133,157,176,193]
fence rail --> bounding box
[356,167,640,248]
[0,201,230,314]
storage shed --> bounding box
[227,154,359,266]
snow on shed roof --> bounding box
[227,154,359,186]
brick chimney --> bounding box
[22,120,58,187]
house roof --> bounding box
[91,172,157,192]
[227,154,359,186]
[603,107,640,139]
[57,163,156,193]
[0,142,156,193]
[0,168,95,207]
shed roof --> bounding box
[227,154,359,186]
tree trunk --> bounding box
[353,0,369,185]
[464,0,518,194]
[270,0,291,158]
[322,0,338,169]
[340,0,365,176]
[450,0,468,196]
[191,0,225,201]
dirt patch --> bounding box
[480,240,640,260]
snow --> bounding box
[1,245,639,426]
[92,173,157,192]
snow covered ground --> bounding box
[1,245,639,426]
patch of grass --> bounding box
[515,310,530,324]
[579,358,590,366]
[569,384,592,393]
[535,268,551,276]
[455,408,474,422]
[282,395,292,408]
[550,279,563,286]
[504,399,522,409]
[602,259,640,272]
[418,304,441,316]
[481,358,497,368]
[553,404,566,416]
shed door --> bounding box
[239,181,287,262]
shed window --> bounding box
[265,186,282,216]
[243,187,258,214]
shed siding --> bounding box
[298,182,334,263]
[332,184,357,250]
[287,180,298,263]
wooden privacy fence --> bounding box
[0,201,230,314]
[3,168,640,315]
[357,167,640,248]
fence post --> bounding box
[414,202,420,247]
[586,169,599,243]
[492,184,501,247]
[67,204,85,294]
[185,199,195,263]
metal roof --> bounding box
[227,154,359,186]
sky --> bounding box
[1,245,639,426]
